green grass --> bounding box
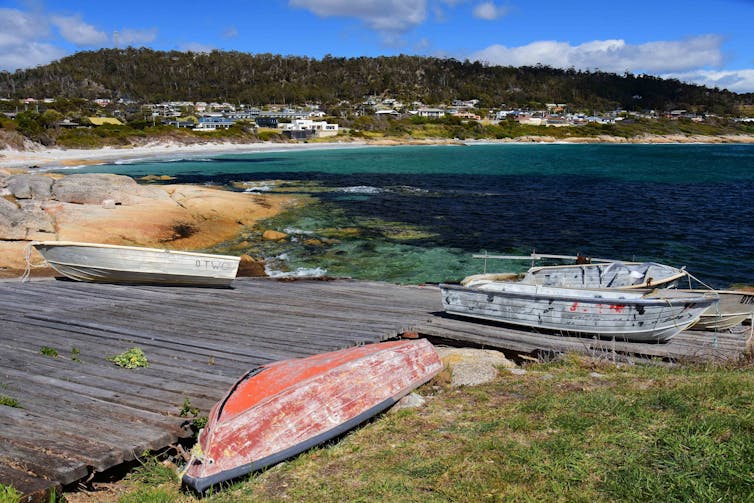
[0,484,21,503]
[67,355,754,502]
[0,395,19,408]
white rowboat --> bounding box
[690,290,754,331]
[463,262,687,290]
[440,282,717,343]
[32,241,240,287]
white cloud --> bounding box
[181,42,215,54]
[51,14,108,46]
[471,35,725,74]
[118,28,158,46]
[223,26,239,39]
[289,0,427,33]
[0,8,46,44]
[472,2,508,20]
[0,8,66,71]
[662,69,754,93]
[0,41,66,72]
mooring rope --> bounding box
[19,242,45,283]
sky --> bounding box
[1,0,754,93]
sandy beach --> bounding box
[0,140,374,171]
[3,134,754,171]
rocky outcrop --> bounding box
[6,174,53,200]
[0,172,294,278]
[0,197,55,240]
[52,173,170,205]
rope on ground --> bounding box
[19,242,45,282]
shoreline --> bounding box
[2,134,754,171]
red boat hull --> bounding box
[182,339,443,492]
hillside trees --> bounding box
[1,49,751,114]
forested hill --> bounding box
[1,48,751,113]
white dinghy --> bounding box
[32,241,240,287]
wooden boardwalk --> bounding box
[0,277,750,499]
[0,277,439,499]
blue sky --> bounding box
[1,0,753,93]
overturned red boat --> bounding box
[182,338,443,493]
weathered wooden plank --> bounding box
[0,414,126,472]
[0,463,60,503]
[0,399,179,462]
[0,364,199,414]
[414,314,747,361]
[0,439,89,486]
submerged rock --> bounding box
[237,254,266,277]
[262,230,288,241]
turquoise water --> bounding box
[70,143,754,287]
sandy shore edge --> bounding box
[2,134,753,170]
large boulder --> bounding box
[0,197,55,240]
[6,174,53,200]
[52,174,169,205]
[0,197,23,239]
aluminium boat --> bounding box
[440,282,717,343]
[32,241,240,287]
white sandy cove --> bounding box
[2,134,754,171]
[0,140,372,170]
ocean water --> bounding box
[70,143,754,287]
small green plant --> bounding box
[0,395,19,408]
[179,398,208,431]
[40,346,58,357]
[109,347,148,369]
[71,347,81,362]
[179,397,199,418]
[0,483,21,503]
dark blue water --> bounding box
[69,144,754,287]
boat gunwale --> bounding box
[440,307,699,339]
[439,283,718,308]
[32,240,241,261]
[184,397,399,494]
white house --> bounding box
[279,119,339,137]
[416,108,445,119]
